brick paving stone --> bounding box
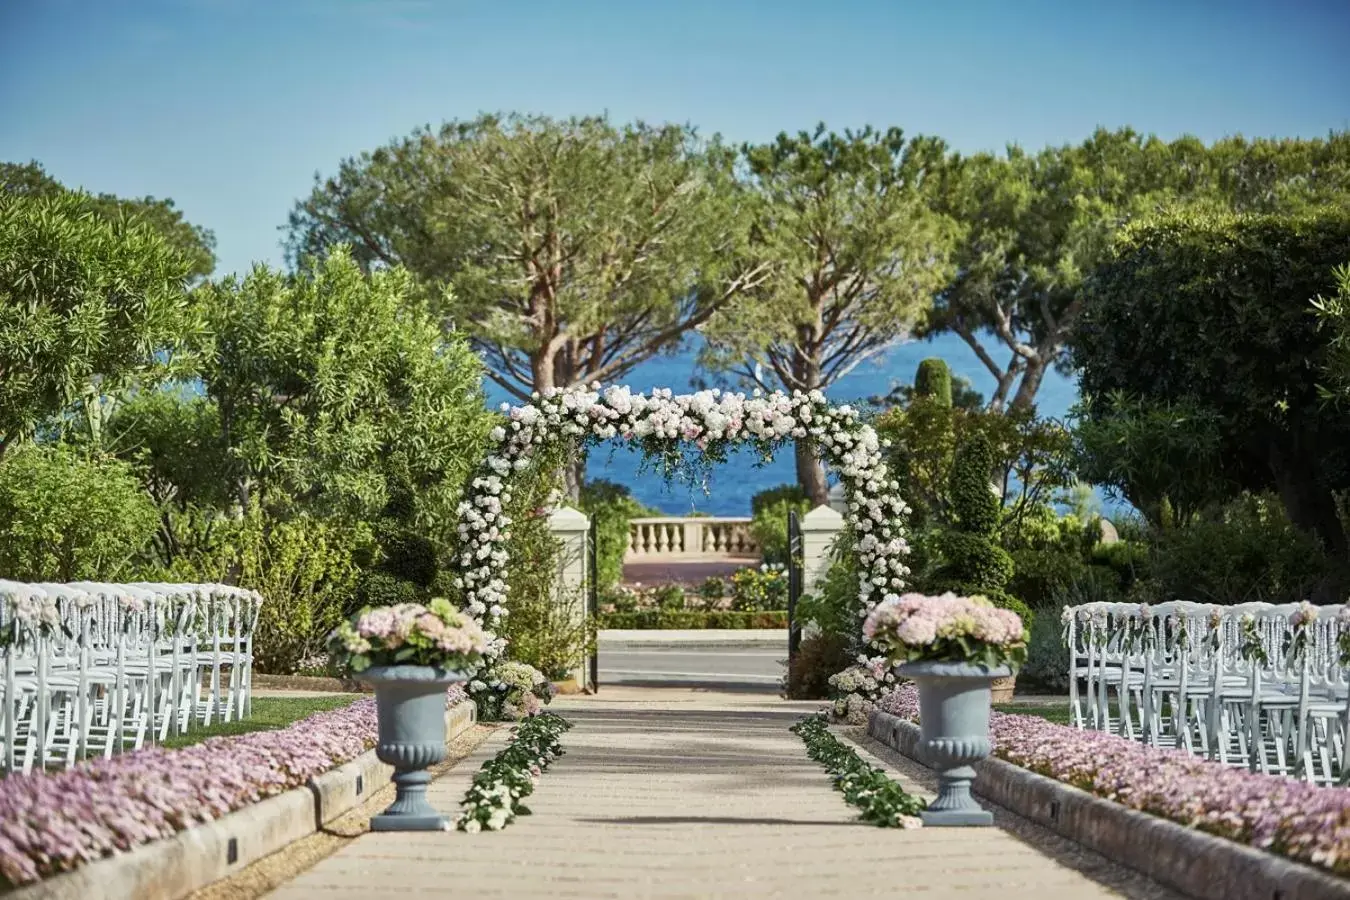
[267,687,1177,900]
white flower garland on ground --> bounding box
[452,384,912,660]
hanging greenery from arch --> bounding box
[452,385,912,659]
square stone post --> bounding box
[801,504,844,599]
[547,506,590,691]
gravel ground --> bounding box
[186,723,496,900]
[840,726,1189,900]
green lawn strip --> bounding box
[160,695,363,749]
[791,714,926,827]
[993,702,1071,726]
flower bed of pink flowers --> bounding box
[0,685,467,887]
[875,685,1350,875]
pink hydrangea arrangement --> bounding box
[875,685,1350,876]
[328,598,490,673]
[862,592,1027,669]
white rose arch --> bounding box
[451,384,912,660]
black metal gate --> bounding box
[786,509,803,680]
[587,514,599,692]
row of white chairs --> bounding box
[0,581,263,773]
[1065,601,1349,784]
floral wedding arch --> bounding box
[451,384,912,659]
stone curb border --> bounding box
[868,711,1350,900]
[10,700,477,900]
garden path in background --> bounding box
[266,688,1178,900]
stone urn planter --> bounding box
[896,659,1011,827]
[360,664,466,831]
[989,674,1016,704]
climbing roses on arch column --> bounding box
[451,384,913,660]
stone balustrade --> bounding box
[626,517,759,560]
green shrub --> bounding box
[730,564,789,611]
[783,632,853,700]
[353,570,421,614]
[652,583,686,612]
[197,512,368,675]
[377,526,438,588]
[795,531,869,645]
[1137,493,1340,605]
[697,576,728,603]
[599,610,787,629]
[1008,547,1089,610]
[750,485,812,566]
[926,433,1032,628]
[1089,541,1147,592]
[0,444,158,581]
[500,457,593,679]
[1019,606,1070,693]
[914,358,953,407]
[751,483,809,515]
[578,479,653,592]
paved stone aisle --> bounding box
[267,688,1168,899]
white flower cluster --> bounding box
[452,384,911,658]
[828,654,899,723]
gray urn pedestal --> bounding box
[896,660,1011,827]
[359,665,465,831]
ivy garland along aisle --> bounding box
[451,384,912,650]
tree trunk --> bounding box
[563,455,584,503]
[795,438,829,507]
[1009,355,1050,413]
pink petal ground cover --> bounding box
[0,685,467,887]
[875,686,1350,875]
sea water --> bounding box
[481,334,1124,518]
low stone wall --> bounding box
[11,700,477,900]
[867,710,1350,900]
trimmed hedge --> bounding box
[599,610,788,629]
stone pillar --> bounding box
[547,506,590,691]
[826,482,847,515]
[800,504,844,599]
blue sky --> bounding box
[3,0,1347,512]
[2,0,1347,279]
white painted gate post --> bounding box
[800,504,844,599]
[547,506,590,691]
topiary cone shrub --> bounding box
[925,432,1032,700]
[914,357,953,408]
